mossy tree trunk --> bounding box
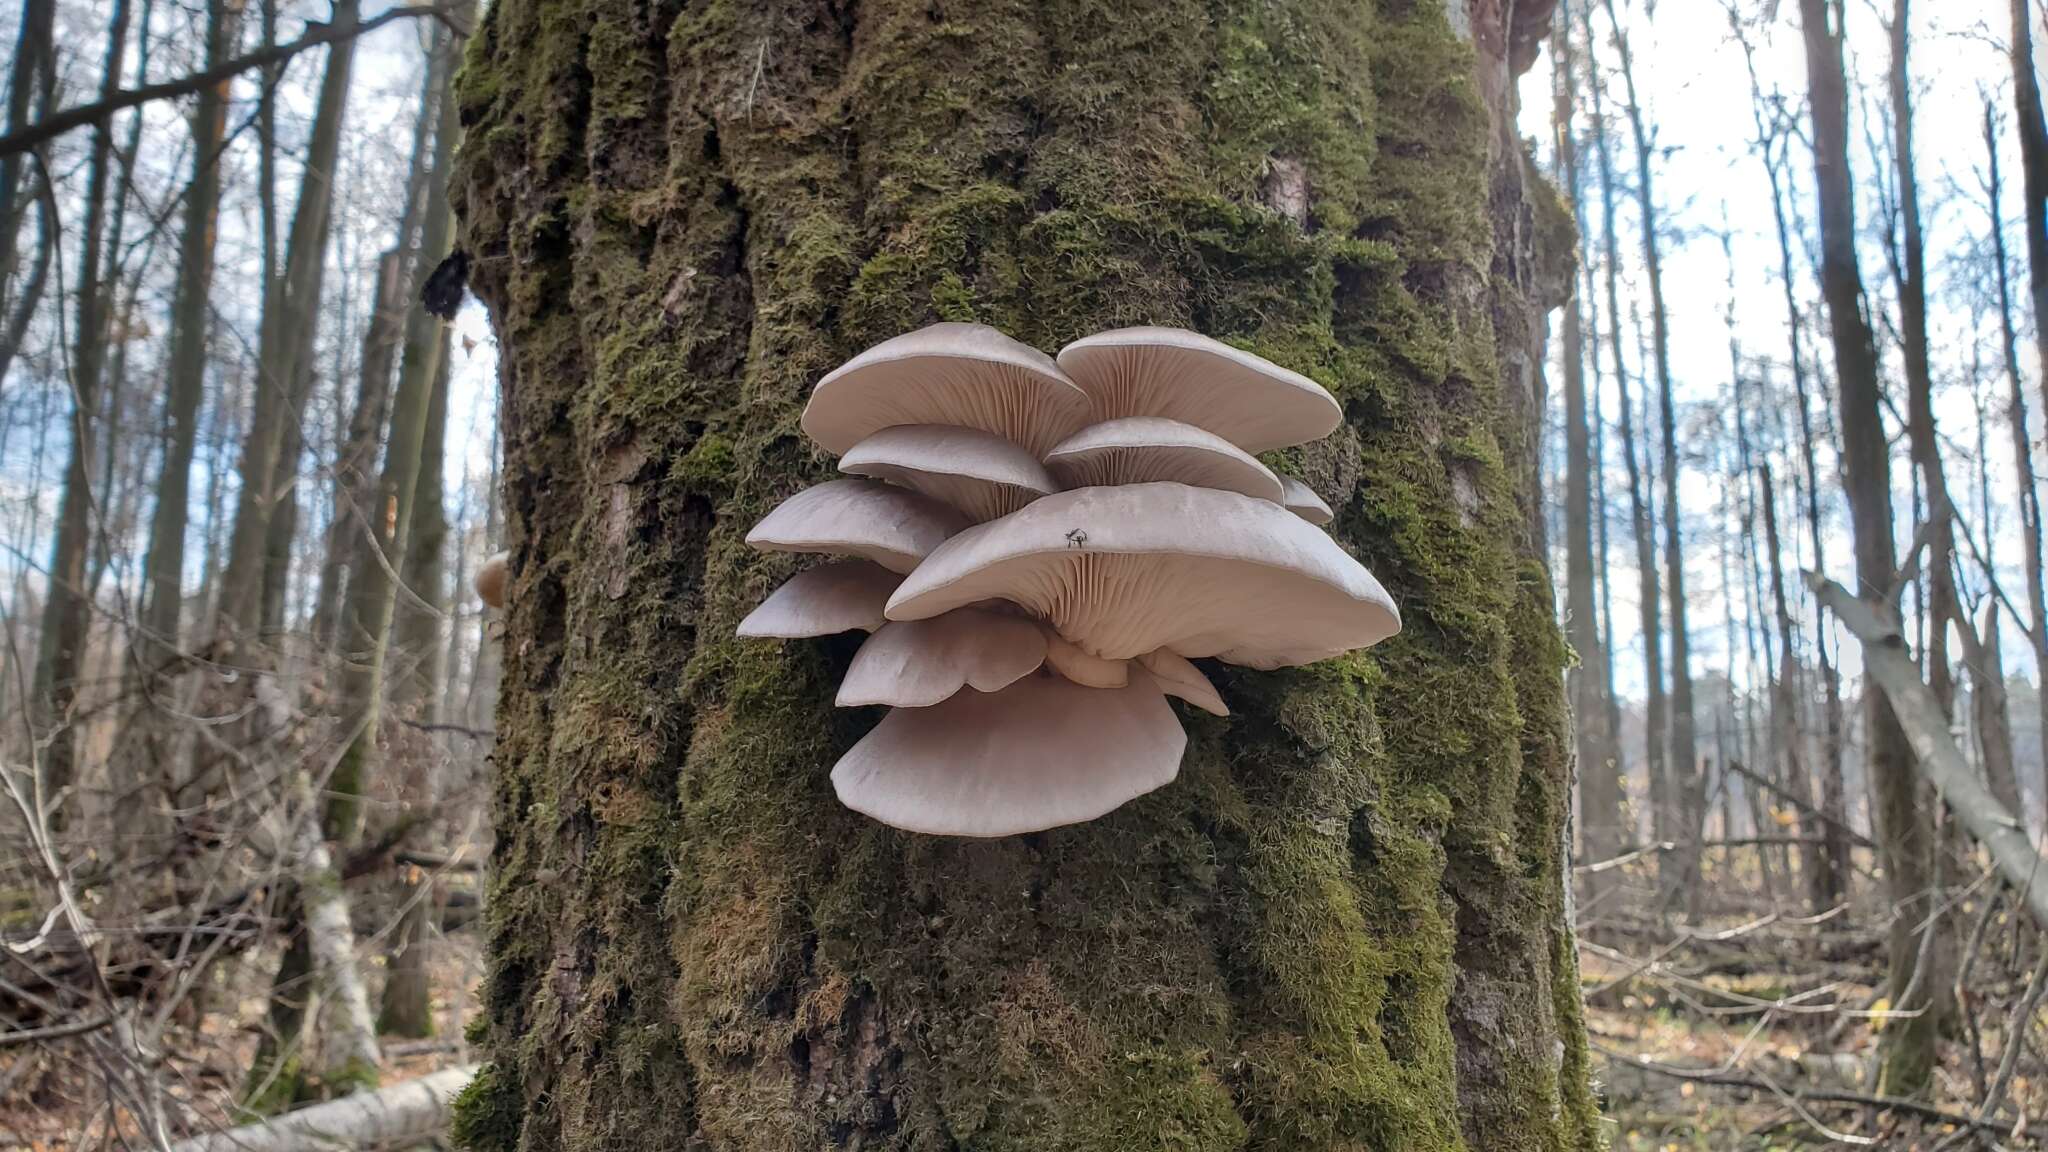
[452,1,1599,1148]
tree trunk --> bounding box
[2010,0,2048,426]
[328,15,461,843]
[312,48,442,649]
[1602,0,1698,908]
[1554,0,1623,899]
[30,0,132,806]
[392,350,452,714]
[1988,97,2048,829]
[450,2,1601,1149]
[1583,3,1670,861]
[214,0,360,641]
[1799,0,1939,1100]
[1740,29,1850,910]
[1970,602,2022,816]
[0,0,54,302]
[135,0,238,672]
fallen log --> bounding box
[168,1064,477,1152]
[1812,576,2048,933]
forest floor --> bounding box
[1584,916,2045,1150]
[0,933,483,1151]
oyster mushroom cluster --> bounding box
[739,323,1401,837]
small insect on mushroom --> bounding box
[1065,528,1088,549]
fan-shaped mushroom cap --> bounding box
[474,551,509,610]
[737,560,902,638]
[1055,327,1341,453]
[839,425,1057,523]
[802,323,1092,456]
[1138,649,1227,716]
[887,483,1399,669]
[1043,417,1284,503]
[746,479,968,574]
[1279,476,1334,525]
[831,669,1186,836]
[1043,631,1129,688]
[837,609,1048,707]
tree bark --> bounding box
[450,2,1600,1149]
[1799,0,1938,1100]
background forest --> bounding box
[3,0,2048,1147]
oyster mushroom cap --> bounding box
[474,551,509,610]
[1138,648,1227,717]
[1042,417,1284,504]
[839,424,1057,523]
[745,478,968,574]
[836,609,1048,707]
[737,560,903,638]
[1055,327,1341,453]
[1279,476,1335,525]
[886,482,1399,668]
[830,668,1185,837]
[802,323,1092,456]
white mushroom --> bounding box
[1055,327,1341,452]
[1043,631,1129,688]
[737,560,903,638]
[802,323,1092,456]
[474,550,509,610]
[836,609,1048,707]
[830,669,1186,837]
[1043,417,1284,503]
[1138,649,1227,717]
[886,482,1399,669]
[746,478,968,574]
[1279,476,1335,525]
[839,424,1057,523]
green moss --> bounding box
[451,0,1596,1144]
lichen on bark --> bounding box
[452,0,1597,1147]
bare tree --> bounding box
[1798,0,1940,1100]
[1556,0,1625,894]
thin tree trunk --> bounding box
[1987,99,2048,829]
[1584,2,1671,857]
[1800,0,1939,1100]
[313,45,441,648]
[30,0,133,806]
[449,0,1602,1146]
[0,0,54,295]
[1756,69,1851,914]
[329,7,461,844]
[392,350,451,714]
[135,0,238,674]
[1603,0,1700,908]
[214,0,361,642]
[2011,0,2048,425]
[1555,0,1623,899]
